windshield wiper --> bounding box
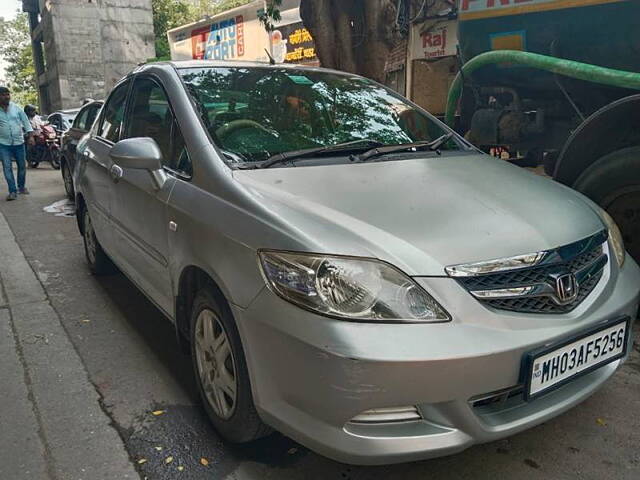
[258,139,385,169]
[352,133,455,163]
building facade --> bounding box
[22,0,155,113]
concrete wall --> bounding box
[26,0,155,112]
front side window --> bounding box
[85,105,100,132]
[73,108,90,131]
[125,77,191,176]
[179,67,462,165]
[99,81,129,143]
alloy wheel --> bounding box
[63,164,73,196]
[194,308,238,420]
[83,211,97,265]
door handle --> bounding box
[110,164,123,183]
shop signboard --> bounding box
[411,20,458,60]
[168,0,269,62]
[271,22,317,64]
[459,0,626,20]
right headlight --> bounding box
[601,210,625,268]
[259,250,450,323]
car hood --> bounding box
[233,153,605,276]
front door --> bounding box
[109,76,183,315]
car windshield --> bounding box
[179,66,462,164]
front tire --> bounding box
[190,288,270,443]
[574,146,640,262]
[82,207,115,275]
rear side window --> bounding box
[98,82,129,143]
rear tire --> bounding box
[62,161,75,200]
[82,207,116,275]
[50,150,61,170]
[190,287,270,443]
[573,146,640,263]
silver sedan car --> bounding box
[74,61,639,465]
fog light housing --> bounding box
[349,406,422,424]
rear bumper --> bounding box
[233,258,640,465]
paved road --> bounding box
[1,167,639,480]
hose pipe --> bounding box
[445,50,640,126]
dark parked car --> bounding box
[60,101,103,199]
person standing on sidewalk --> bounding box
[0,86,34,201]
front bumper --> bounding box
[232,258,640,465]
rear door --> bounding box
[66,103,101,171]
[109,75,181,315]
[78,81,130,255]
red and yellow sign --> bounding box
[459,0,626,20]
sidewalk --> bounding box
[0,211,138,480]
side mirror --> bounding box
[110,137,163,171]
[109,137,166,189]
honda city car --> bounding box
[73,61,639,465]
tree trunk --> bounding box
[300,0,399,82]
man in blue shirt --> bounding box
[0,86,35,201]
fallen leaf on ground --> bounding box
[177,466,184,471]
[200,457,209,466]
[596,418,607,426]
[154,446,163,451]
[151,410,166,416]
[137,458,147,464]
[81,319,90,323]
[165,456,174,464]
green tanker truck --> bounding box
[450,0,640,261]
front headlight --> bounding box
[601,210,625,267]
[259,251,450,323]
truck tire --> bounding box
[573,146,640,262]
[190,287,271,443]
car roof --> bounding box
[81,100,104,107]
[49,109,80,116]
[137,60,358,79]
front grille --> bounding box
[459,246,603,291]
[484,269,603,314]
[455,236,607,314]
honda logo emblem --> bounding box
[554,273,579,304]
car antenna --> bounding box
[264,48,276,65]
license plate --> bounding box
[524,317,629,400]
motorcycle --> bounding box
[28,123,61,169]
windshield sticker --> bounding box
[286,74,315,85]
